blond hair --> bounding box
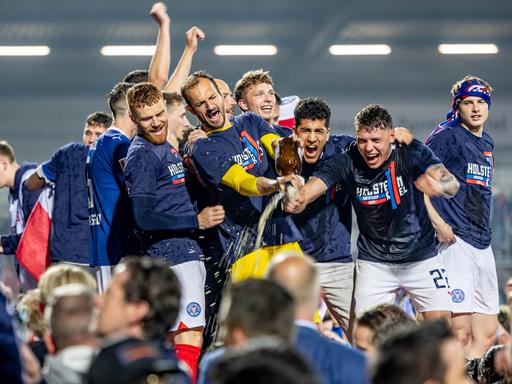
[234,69,274,102]
[38,264,97,304]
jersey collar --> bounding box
[205,119,233,135]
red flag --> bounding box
[16,187,53,280]
[278,95,300,128]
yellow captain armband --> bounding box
[221,164,262,196]
[261,133,281,159]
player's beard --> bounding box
[142,124,168,145]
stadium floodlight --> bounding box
[214,45,278,56]
[329,44,391,55]
[101,45,156,56]
[0,46,50,56]
[438,44,498,55]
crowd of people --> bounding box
[0,2,509,383]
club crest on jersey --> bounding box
[451,289,465,303]
[356,161,407,209]
[465,152,492,188]
[186,302,201,317]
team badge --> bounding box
[186,302,201,317]
[451,289,465,303]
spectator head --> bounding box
[353,304,417,355]
[95,257,181,341]
[265,252,320,321]
[218,279,295,347]
[44,284,97,352]
[372,320,466,384]
[38,264,96,305]
[16,288,45,339]
[210,339,320,384]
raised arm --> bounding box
[163,26,205,93]
[148,2,171,89]
[414,163,460,198]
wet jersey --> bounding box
[314,139,441,263]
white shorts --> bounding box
[438,236,499,315]
[316,262,355,332]
[354,256,452,316]
[171,260,206,330]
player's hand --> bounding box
[185,26,205,52]
[197,205,225,229]
[187,129,207,149]
[282,185,307,214]
[414,173,444,197]
[394,127,413,145]
[435,221,456,244]
[150,2,170,26]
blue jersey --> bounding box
[426,124,493,249]
[40,143,89,264]
[124,136,202,265]
[294,135,355,263]
[190,112,301,263]
[314,139,441,264]
[86,128,133,266]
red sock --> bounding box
[175,343,201,383]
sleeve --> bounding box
[331,134,356,152]
[406,139,442,179]
[124,148,160,198]
[40,148,61,183]
[191,139,237,188]
[250,112,280,158]
[221,164,260,196]
[313,152,350,189]
[425,131,449,163]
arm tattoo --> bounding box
[430,164,459,197]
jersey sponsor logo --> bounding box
[186,302,201,318]
[355,161,407,209]
[232,147,258,171]
[167,162,186,185]
[451,288,465,303]
[466,152,492,188]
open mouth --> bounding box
[365,153,379,166]
[260,105,273,114]
[206,108,221,123]
[304,145,318,156]
[151,126,165,136]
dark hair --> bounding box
[107,82,134,118]
[275,93,282,106]
[86,111,113,128]
[373,320,453,384]
[181,71,221,108]
[294,97,331,128]
[354,104,393,132]
[220,279,295,344]
[210,339,319,384]
[122,257,181,341]
[478,345,506,384]
[122,70,149,84]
